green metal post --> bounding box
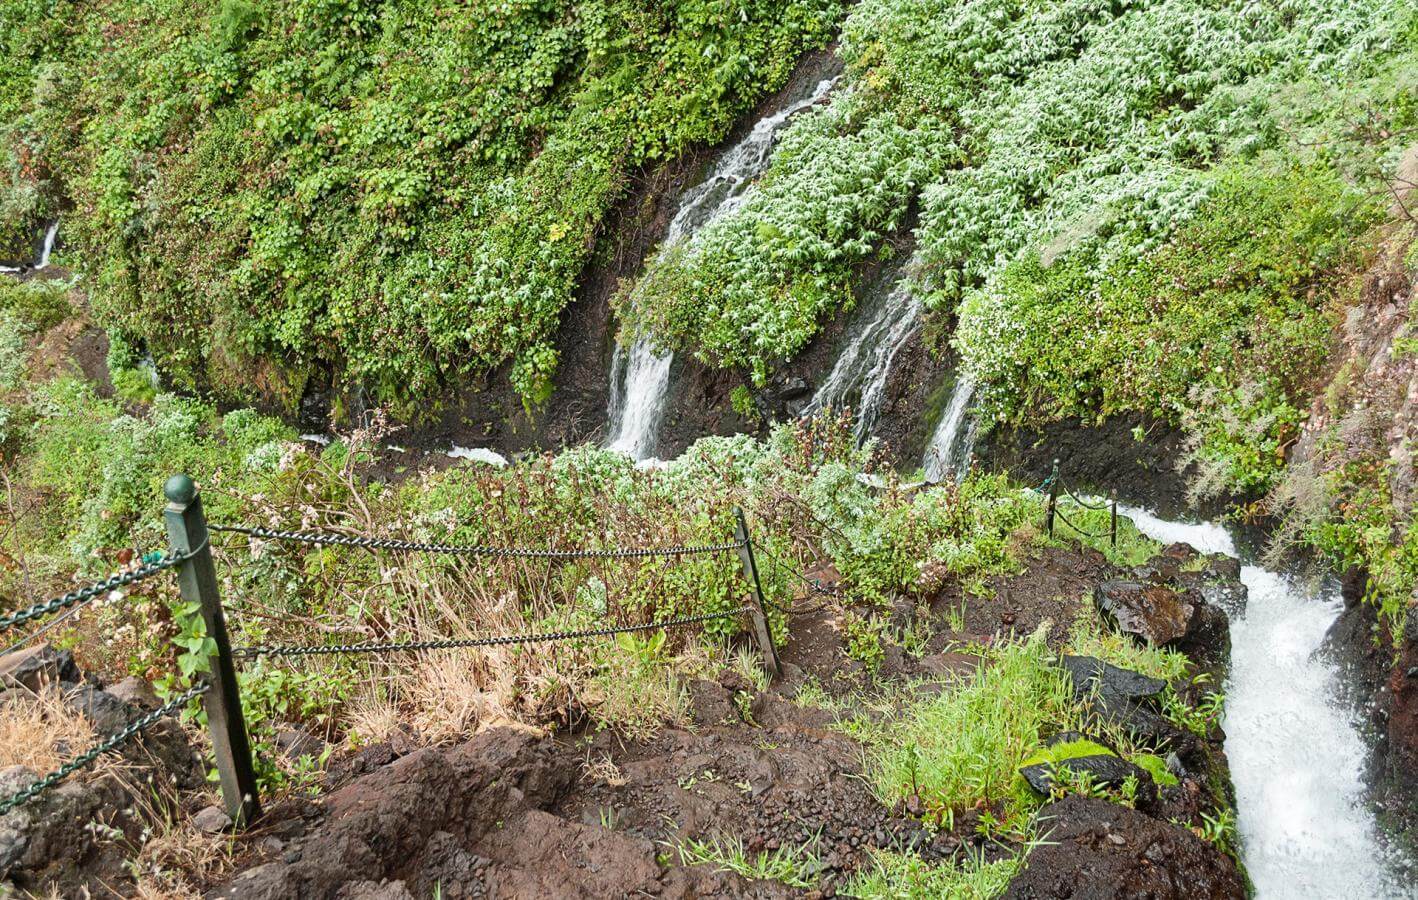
[1045,459,1060,538]
[163,475,260,826]
[733,507,781,680]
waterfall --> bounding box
[34,222,58,271]
[805,261,923,442]
[922,374,977,481]
[1,220,59,274]
[607,76,839,460]
[1119,507,1404,898]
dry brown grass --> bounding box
[0,684,97,774]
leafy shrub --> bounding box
[1,0,842,409]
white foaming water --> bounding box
[607,76,839,460]
[922,374,976,482]
[806,261,923,441]
[1,220,59,274]
[34,221,58,270]
[1118,505,1400,898]
[447,445,509,467]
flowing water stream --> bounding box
[805,258,923,442]
[1118,506,1403,898]
[922,374,976,481]
[606,76,838,459]
[0,220,57,274]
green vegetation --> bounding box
[0,0,841,409]
[623,0,1413,503]
[844,847,1022,899]
[848,632,1078,837]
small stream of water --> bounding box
[1118,506,1402,898]
[922,374,976,481]
[607,77,838,459]
[805,259,923,441]
[0,220,58,274]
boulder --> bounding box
[1094,580,1197,645]
[0,645,79,692]
[108,676,160,710]
[1061,656,1166,701]
[1060,656,1190,751]
[1018,754,1158,809]
[1004,795,1245,899]
[194,805,234,834]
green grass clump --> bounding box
[843,847,1022,899]
[850,631,1077,831]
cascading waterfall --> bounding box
[1118,506,1403,898]
[34,221,58,270]
[1,220,58,274]
[805,261,923,442]
[922,374,977,482]
[607,76,838,459]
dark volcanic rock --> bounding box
[1094,580,1197,645]
[1019,755,1158,809]
[1061,656,1166,701]
[1004,795,1246,899]
[1061,656,1190,752]
[0,645,79,692]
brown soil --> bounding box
[207,540,1243,899]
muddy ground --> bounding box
[199,539,1245,900]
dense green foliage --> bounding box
[963,162,1379,494]
[0,0,840,408]
[624,0,1414,495]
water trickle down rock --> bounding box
[607,76,838,460]
[922,374,977,482]
[805,259,923,441]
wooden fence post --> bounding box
[1045,459,1060,538]
[733,507,781,680]
[163,474,260,826]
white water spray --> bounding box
[1,220,58,274]
[607,76,839,459]
[34,222,58,271]
[922,374,976,481]
[806,261,923,441]
[1118,506,1401,898]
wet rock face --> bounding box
[1018,755,1159,810]
[1003,795,1246,899]
[1094,580,1198,646]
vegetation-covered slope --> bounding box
[0,0,840,409]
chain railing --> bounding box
[0,682,209,816]
[1042,459,1119,547]
[0,476,785,828]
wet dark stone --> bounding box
[1061,656,1166,701]
[1004,795,1245,899]
[1018,754,1158,809]
[1094,580,1197,645]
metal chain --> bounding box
[1059,483,1109,511]
[0,681,209,816]
[0,546,198,633]
[212,525,744,560]
[233,606,751,659]
[1053,507,1111,539]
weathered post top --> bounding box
[164,473,197,505]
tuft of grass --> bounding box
[674,832,823,889]
[842,845,1024,899]
[0,685,99,774]
[848,629,1078,830]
